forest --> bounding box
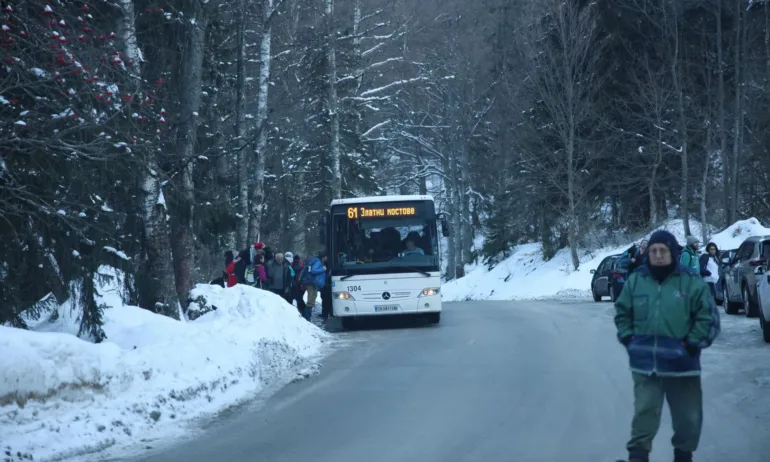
[2,0,769,336]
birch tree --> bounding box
[325,0,343,199]
[118,0,178,313]
[247,0,280,242]
[235,0,251,248]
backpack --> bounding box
[300,260,315,286]
[245,265,255,283]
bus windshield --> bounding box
[330,202,439,275]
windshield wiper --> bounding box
[340,272,355,281]
[337,264,354,280]
[402,266,431,277]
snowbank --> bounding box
[0,274,329,462]
[442,218,755,302]
[707,217,770,251]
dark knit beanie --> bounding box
[647,230,680,261]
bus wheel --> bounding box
[341,317,356,330]
[427,312,441,324]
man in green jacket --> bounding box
[680,235,700,273]
[614,230,720,462]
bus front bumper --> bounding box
[332,294,441,317]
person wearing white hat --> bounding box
[284,252,294,264]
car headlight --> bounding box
[333,291,354,300]
[420,288,440,297]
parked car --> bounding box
[722,236,770,317]
[749,263,770,343]
[590,254,629,302]
[714,248,737,306]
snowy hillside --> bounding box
[0,268,329,462]
[442,218,769,302]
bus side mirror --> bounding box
[441,217,450,237]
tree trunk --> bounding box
[442,152,456,281]
[294,172,307,256]
[210,74,236,251]
[460,146,473,265]
[170,6,207,314]
[117,0,177,313]
[649,125,664,228]
[325,0,342,199]
[116,0,142,76]
[450,149,463,276]
[729,0,742,224]
[565,59,580,270]
[540,197,556,261]
[649,176,657,229]
[248,0,275,243]
[277,155,292,251]
[140,168,177,313]
[567,148,580,270]
[672,17,690,237]
[716,0,730,226]
[235,0,250,249]
[701,124,713,244]
[417,144,428,194]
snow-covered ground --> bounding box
[0,267,330,462]
[442,217,769,302]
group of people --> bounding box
[214,242,332,322]
[621,234,722,301]
[614,230,722,462]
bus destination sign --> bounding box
[347,206,417,219]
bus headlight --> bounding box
[420,288,440,297]
[333,291,355,300]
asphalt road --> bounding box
[127,300,768,462]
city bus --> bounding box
[318,195,449,329]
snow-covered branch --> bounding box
[359,77,430,97]
[361,120,391,138]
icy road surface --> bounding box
[122,300,769,462]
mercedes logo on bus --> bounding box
[382,292,391,300]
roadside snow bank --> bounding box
[707,217,770,251]
[442,218,718,302]
[0,282,328,462]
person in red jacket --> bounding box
[223,250,238,288]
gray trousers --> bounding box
[627,372,703,454]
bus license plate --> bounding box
[374,305,399,312]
